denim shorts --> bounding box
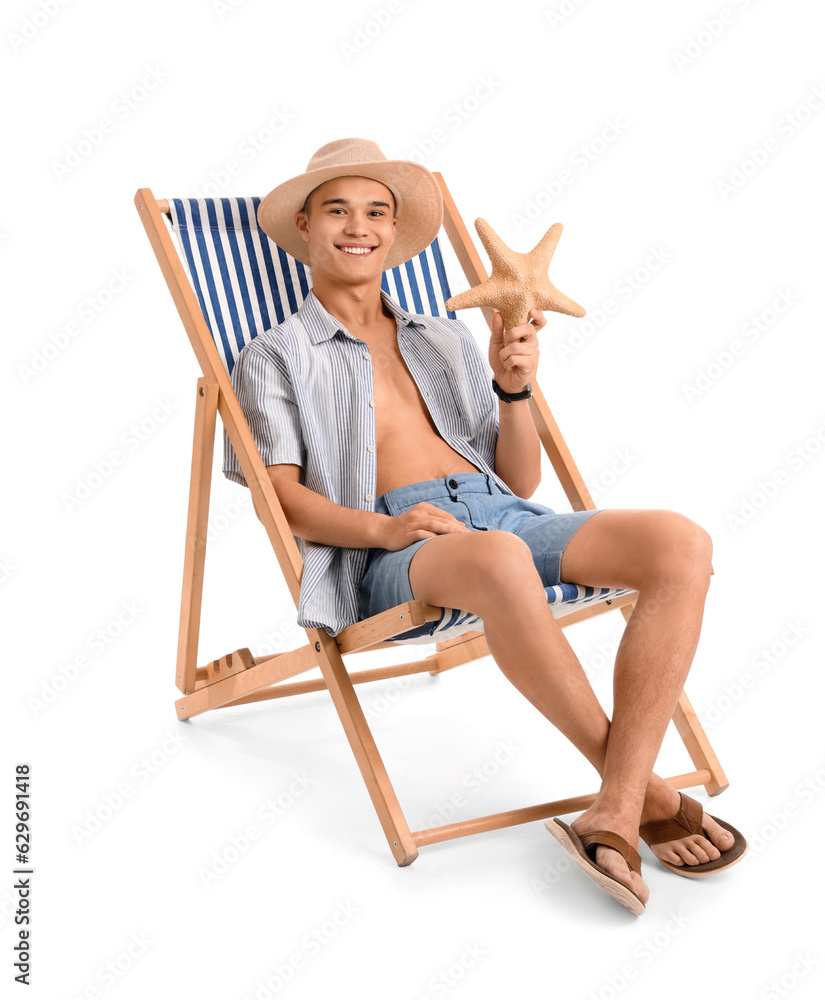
[358,473,602,640]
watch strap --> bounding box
[492,379,532,402]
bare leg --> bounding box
[408,509,729,903]
[559,510,734,880]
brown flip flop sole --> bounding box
[640,792,749,878]
[545,819,646,916]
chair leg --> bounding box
[313,630,419,866]
[671,690,729,795]
[176,377,219,694]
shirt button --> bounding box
[365,493,374,502]
[363,353,371,361]
[368,399,375,408]
[367,445,376,453]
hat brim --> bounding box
[257,159,443,270]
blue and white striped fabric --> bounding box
[394,583,634,644]
[167,195,632,641]
[168,197,455,375]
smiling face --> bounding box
[295,176,397,286]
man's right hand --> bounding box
[265,466,472,552]
[379,502,471,552]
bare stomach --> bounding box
[376,425,479,496]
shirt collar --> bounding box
[300,289,426,346]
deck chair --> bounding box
[134,176,729,866]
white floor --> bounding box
[6,1,825,997]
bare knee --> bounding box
[465,531,545,614]
[642,512,713,593]
[410,530,543,613]
[460,530,536,584]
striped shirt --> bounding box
[224,290,509,635]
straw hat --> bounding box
[257,138,443,270]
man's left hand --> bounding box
[488,308,544,396]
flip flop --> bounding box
[545,818,646,916]
[639,791,748,878]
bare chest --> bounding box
[373,341,421,400]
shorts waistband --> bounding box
[375,473,498,515]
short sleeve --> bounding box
[222,342,305,488]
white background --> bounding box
[4,0,825,997]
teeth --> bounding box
[339,246,373,254]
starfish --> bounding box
[445,218,585,331]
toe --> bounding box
[704,839,722,861]
[686,840,711,865]
[647,806,737,869]
[596,847,649,904]
[660,848,685,866]
[673,843,698,865]
[703,815,735,852]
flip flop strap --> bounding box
[639,792,703,846]
[579,830,642,876]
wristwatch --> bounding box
[492,379,532,403]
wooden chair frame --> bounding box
[134,176,728,866]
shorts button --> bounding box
[448,479,458,489]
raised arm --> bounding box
[489,309,543,498]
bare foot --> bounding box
[640,775,734,868]
[570,808,650,906]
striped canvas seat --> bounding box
[168,197,456,374]
[394,583,633,645]
[168,197,631,641]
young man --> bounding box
[225,138,746,914]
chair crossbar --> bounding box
[411,770,713,848]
